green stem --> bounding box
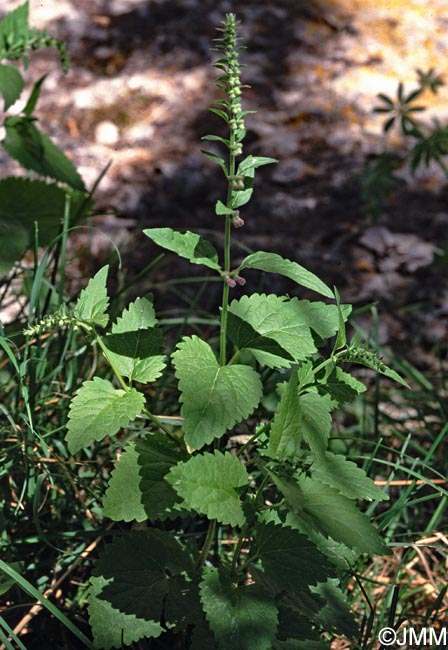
[236,422,269,458]
[196,520,217,572]
[219,134,236,366]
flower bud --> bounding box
[235,275,246,286]
[224,276,237,288]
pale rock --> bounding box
[95,121,120,146]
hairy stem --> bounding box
[219,138,236,366]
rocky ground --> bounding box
[3,0,448,369]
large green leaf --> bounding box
[102,443,146,522]
[0,63,24,109]
[104,297,166,383]
[297,393,332,458]
[310,580,358,638]
[0,177,92,270]
[200,566,278,650]
[294,475,388,555]
[66,378,144,453]
[268,373,303,458]
[254,522,334,592]
[143,227,221,271]
[3,115,86,191]
[172,336,262,449]
[73,266,109,327]
[238,252,334,299]
[166,451,249,527]
[88,576,163,649]
[311,452,389,502]
[227,294,317,368]
[94,530,193,621]
[136,433,188,519]
[285,511,357,571]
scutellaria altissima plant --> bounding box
[26,14,406,649]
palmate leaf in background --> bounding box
[88,576,163,650]
[73,266,109,327]
[200,566,279,650]
[3,115,86,191]
[294,475,389,555]
[238,251,334,299]
[93,530,193,621]
[104,297,166,383]
[311,452,389,502]
[166,451,249,527]
[0,63,24,109]
[66,377,144,453]
[0,177,92,271]
[172,335,262,448]
[143,227,222,271]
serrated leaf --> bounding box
[73,266,109,327]
[268,372,303,459]
[143,227,221,271]
[88,576,163,649]
[276,605,322,642]
[104,297,166,383]
[227,294,317,368]
[285,299,351,342]
[285,511,357,571]
[0,177,92,270]
[298,393,332,457]
[311,452,388,502]
[136,432,188,520]
[318,366,366,406]
[268,470,304,512]
[94,530,193,621]
[172,336,262,448]
[0,63,24,110]
[66,378,144,453]
[103,443,146,522]
[3,116,86,190]
[200,566,278,650]
[294,475,389,555]
[167,451,248,527]
[238,252,334,299]
[254,522,334,592]
[310,580,358,638]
